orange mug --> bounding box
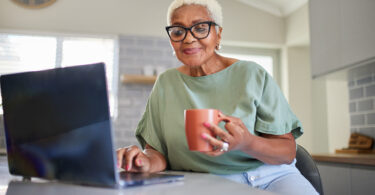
[184,109,230,151]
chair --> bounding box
[295,144,324,195]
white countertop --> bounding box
[0,155,276,195]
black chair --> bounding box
[295,144,324,195]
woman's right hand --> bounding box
[116,145,151,172]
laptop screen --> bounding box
[0,63,118,187]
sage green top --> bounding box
[135,60,303,174]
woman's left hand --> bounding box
[200,113,253,156]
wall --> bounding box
[311,77,330,153]
[284,5,314,151]
[325,71,351,153]
[0,0,285,45]
[348,62,375,146]
[287,46,313,151]
[285,4,309,46]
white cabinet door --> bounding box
[340,0,375,67]
[350,165,375,195]
[309,0,341,78]
[309,0,375,78]
[317,163,351,195]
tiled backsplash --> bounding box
[348,61,375,147]
[112,35,179,149]
[0,35,180,152]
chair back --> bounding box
[295,144,324,195]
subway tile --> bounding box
[119,67,142,75]
[136,38,156,47]
[156,39,172,48]
[124,48,144,57]
[357,76,373,85]
[358,99,373,111]
[154,59,176,67]
[114,130,123,138]
[366,84,375,97]
[348,80,355,87]
[348,62,375,80]
[358,127,375,142]
[350,114,365,126]
[123,130,136,138]
[349,87,364,100]
[135,58,155,67]
[119,35,136,46]
[367,113,375,125]
[116,35,178,145]
[143,49,164,58]
[118,57,135,66]
[117,98,132,107]
[163,49,175,57]
[349,102,356,113]
[123,88,143,97]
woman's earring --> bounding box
[216,44,222,50]
[172,51,176,56]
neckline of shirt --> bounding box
[173,60,242,80]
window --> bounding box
[220,53,274,76]
[218,45,280,84]
[0,32,118,116]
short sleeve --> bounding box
[254,73,303,139]
[135,82,167,156]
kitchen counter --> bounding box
[312,153,375,166]
[0,155,275,195]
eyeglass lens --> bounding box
[168,23,211,41]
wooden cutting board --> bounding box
[335,148,375,154]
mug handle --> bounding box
[218,111,231,123]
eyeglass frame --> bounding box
[165,21,219,42]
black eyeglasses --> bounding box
[165,21,218,42]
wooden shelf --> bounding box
[121,74,157,84]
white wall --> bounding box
[287,46,313,151]
[311,77,330,153]
[310,71,351,153]
[0,0,285,45]
[285,4,309,46]
[325,71,351,153]
[284,4,314,151]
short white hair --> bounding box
[167,0,223,26]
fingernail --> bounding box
[138,160,142,165]
[126,165,129,171]
[203,122,210,128]
[201,133,207,139]
[117,162,120,168]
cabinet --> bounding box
[317,162,375,195]
[309,0,375,78]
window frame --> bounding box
[218,45,281,86]
[0,29,120,118]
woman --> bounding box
[117,0,318,194]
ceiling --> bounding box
[236,0,308,17]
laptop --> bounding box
[0,63,183,188]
